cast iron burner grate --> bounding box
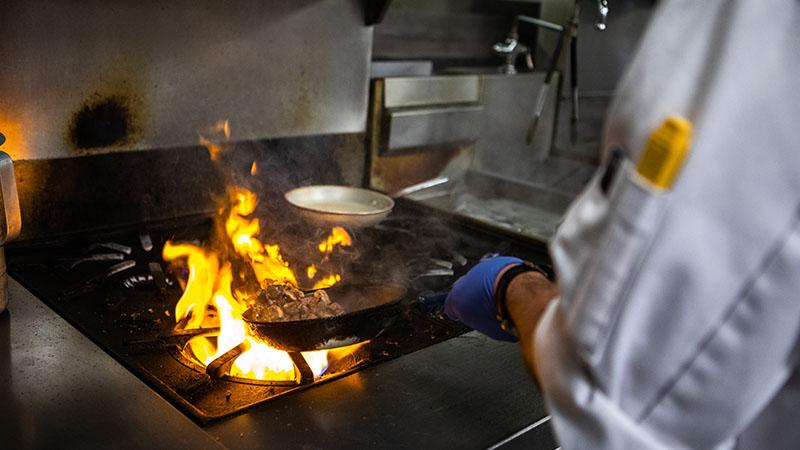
[6,201,548,423]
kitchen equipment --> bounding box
[285,185,395,228]
[0,151,21,314]
[242,283,408,351]
[368,75,483,156]
[242,286,451,352]
[285,177,449,227]
[6,200,555,422]
[508,15,566,145]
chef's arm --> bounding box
[442,256,559,375]
[501,270,558,382]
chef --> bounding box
[443,1,800,448]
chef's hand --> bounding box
[443,256,522,342]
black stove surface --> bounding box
[7,201,549,424]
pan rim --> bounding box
[284,185,395,217]
[242,283,407,325]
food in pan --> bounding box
[249,284,345,322]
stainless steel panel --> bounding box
[371,60,434,78]
[473,73,560,180]
[0,280,224,450]
[384,76,481,108]
[207,331,552,449]
[0,0,371,160]
[387,105,483,152]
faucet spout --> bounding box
[493,14,563,75]
[492,37,531,74]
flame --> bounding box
[226,187,298,288]
[312,274,342,290]
[164,240,331,380]
[199,120,231,160]
[300,227,353,289]
[230,340,295,380]
[164,185,359,381]
[164,122,361,381]
[318,226,353,255]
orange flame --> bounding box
[165,122,359,381]
[225,187,298,288]
[312,274,342,290]
[164,240,331,380]
[199,120,231,160]
[163,185,356,380]
[318,226,353,255]
[301,227,353,289]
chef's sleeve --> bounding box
[532,164,800,449]
[531,1,800,447]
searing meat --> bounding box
[249,284,345,322]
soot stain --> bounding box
[69,95,136,150]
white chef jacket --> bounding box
[533,1,800,449]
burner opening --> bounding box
[172,333,370,387]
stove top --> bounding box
[7,201,549,424]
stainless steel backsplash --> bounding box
[0,0,371,160]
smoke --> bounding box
[196,125,367,293]
[193,123,483,302]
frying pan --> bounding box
[284,177,449,228]
[242,283,417,352]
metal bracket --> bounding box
[206,342,248,379]
[289,352,316,384]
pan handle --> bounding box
[392,177,449,198]
[417,291,449,315]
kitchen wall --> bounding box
[1,0,657,241]
[0,0,374,240]
[0,0,372,160]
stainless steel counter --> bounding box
[0,279,223,449]
[206,330,554,449]
[0,278,556,449]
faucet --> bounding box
[494,2,609,145]
[492,35,533,75]
[493,15,564,74]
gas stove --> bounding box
[6,200,549,424]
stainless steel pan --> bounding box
[284,177,448,228]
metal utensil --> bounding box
[284,177,449,228]
[285,185,395,228]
